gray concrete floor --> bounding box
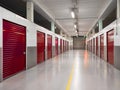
[0,50,120,90]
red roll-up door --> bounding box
[107,30,114,65]
[66,41,68,51]
[60,39,62,53]
[55,37,58,55]
[87,41,89,51]
[64,41,66,51]
[91,40,92,52]
[93,38,95,54]
[63,40,64,52]
[47,35,52,59]
[96,37,98,56]
[88,41,90,51]
[65,41,67,51]
[67,42,69,51]
[3,20,26,79]
[37,31,45,64]
[88,41,89,51]
[100,34,104,60]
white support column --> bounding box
[51,22,55,32]
[117,0,120,19]
[92,29,95,36]
[27,1,34,22]
[98,19,103,31]
[0,17,3,81]
[60,30,64,37]
[116,0,120,35]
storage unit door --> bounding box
[91,40,92,52]
[96,37,98,56]
[100,34,104,60]
[60,39,62,53]
[65,41,66,51]
[89,41,91,51]
[37,31,45,63]
[93,38,95,54]
[66,41,68,51]
[47,35,52,59]
[3,20,26,79]
[55,37,58,55]
[63,40,64,52]
[67,42,69,51]
[90,40,91,52]
[87,41,89,51]
[107,30,114,65]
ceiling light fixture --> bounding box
[74,24,77,28]
[71,11,75,18]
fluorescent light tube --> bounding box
[74,24,77,28]
[71,11,75,18]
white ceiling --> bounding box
[36,0,111,36]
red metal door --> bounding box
[96,37,98,56]
[93,38,95,54]
[65,41,67,51]
[107,30,114,65]
[89,41,90,51]
[100,34,104,60]
[55,37,58,55]
[3,20,26,79]
[47,35,52,59]
[67,42,69,51]
[63,40,64,52]
[65,41,66,51]
[91,40,92,52]
[37,31,45,63]
[60,39,62,53]
[87,41,89,51]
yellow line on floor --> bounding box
[66,64,75,90]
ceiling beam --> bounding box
[24,0,70,36]
[55,17,98,20]
[86,0,115,36]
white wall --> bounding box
[0,6,72,81]
[86,19,120,70]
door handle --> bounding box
[23,52,26,54]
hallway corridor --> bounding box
[0,50,120,90]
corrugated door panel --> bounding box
[67,42,69,51]
[55,37,58,55]
[37,31,45,63]
[89,41,91,51]
[64,41,66,51]
[63,40,64,52]
[93,38,95,53]
[66,41,67,51]
[96,37,98,56]
[3,20,26,79]
[60,39,62,53]
[88,41,89,51]
[107,30,114,65]
[87,41,89,51]
[91,40,92,52]
[65,41,67,51]
[47,35,52,59]
[100,34,104,60]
